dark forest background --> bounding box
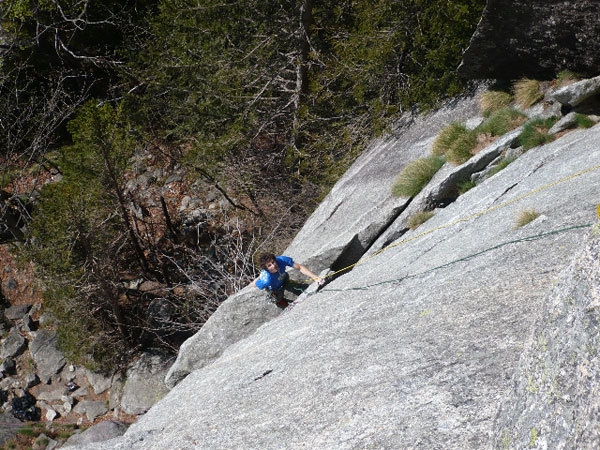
[0,0,485,370]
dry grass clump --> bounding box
[480,90,513,116]
[407,211,435,230]
[431,123,469,156]
[429,107,527,169]
[392,155,445,198]
[513,78,543,108]
[515,209,540,228]
[445,131,477,165]
[431,123,477,165]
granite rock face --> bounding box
[285,88,485,276]
[163,87,486,391]
[164,284,281,389]
[75,89,600,448]
[458,0,600,79]
[493,232,600,448]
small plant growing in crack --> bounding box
[515,209,540,228]
[392,156,445,197]
[407,211,435,230]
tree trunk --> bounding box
[98,139,150,274]
[291,0,313,150]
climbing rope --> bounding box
[314,223,592,293]
[306,162,600,285]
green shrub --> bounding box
[407,211,435,229]
[479,90,513,116]
[23,102,149,371]
[475,108,527,137]
[513,78,543,108]
[515,209,540,228]
[431,123,470,156]
[519,117,557,150]
[555,70,579,87]
[574,113,595,129]
[392,156,445,197]
[457,179,476,194]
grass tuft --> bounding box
[17,427,36,437]
[407,211,435,230]
[432,123,478,165]
[445,131,477,165]
[555,70,579,87]
[431,123,470,157]
[515,209,540,228]
[519,117,557,150]
[486,156,515,178]
[458,179,476,194]
[513,78,543,108]
[475,108,527,137]
[574,113,595,129]
[479,90,513,116]
[392,156,445,198]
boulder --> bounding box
[62,420,128,448]
[0,411,22,445]
[38,401,58,421]
[72,400,109,422]
[84,369,114,395]
[548,111,580,134]
[36,434,58,450]
[3,304,32,321]
[20,314,36,332]
[459,0,600,79]
[36,388,68,402]
[29,330,67,384]
[550,75,600,108]
[108,374,124,411]
[120,350,173,415]
[0,358,15,375]
[164,284,281,389]
[11,389,38,421]
[0,330,27,359]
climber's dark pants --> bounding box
[265,274,308,309]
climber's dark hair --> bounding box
[259,252,276,269]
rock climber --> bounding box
[254,252,324,308]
